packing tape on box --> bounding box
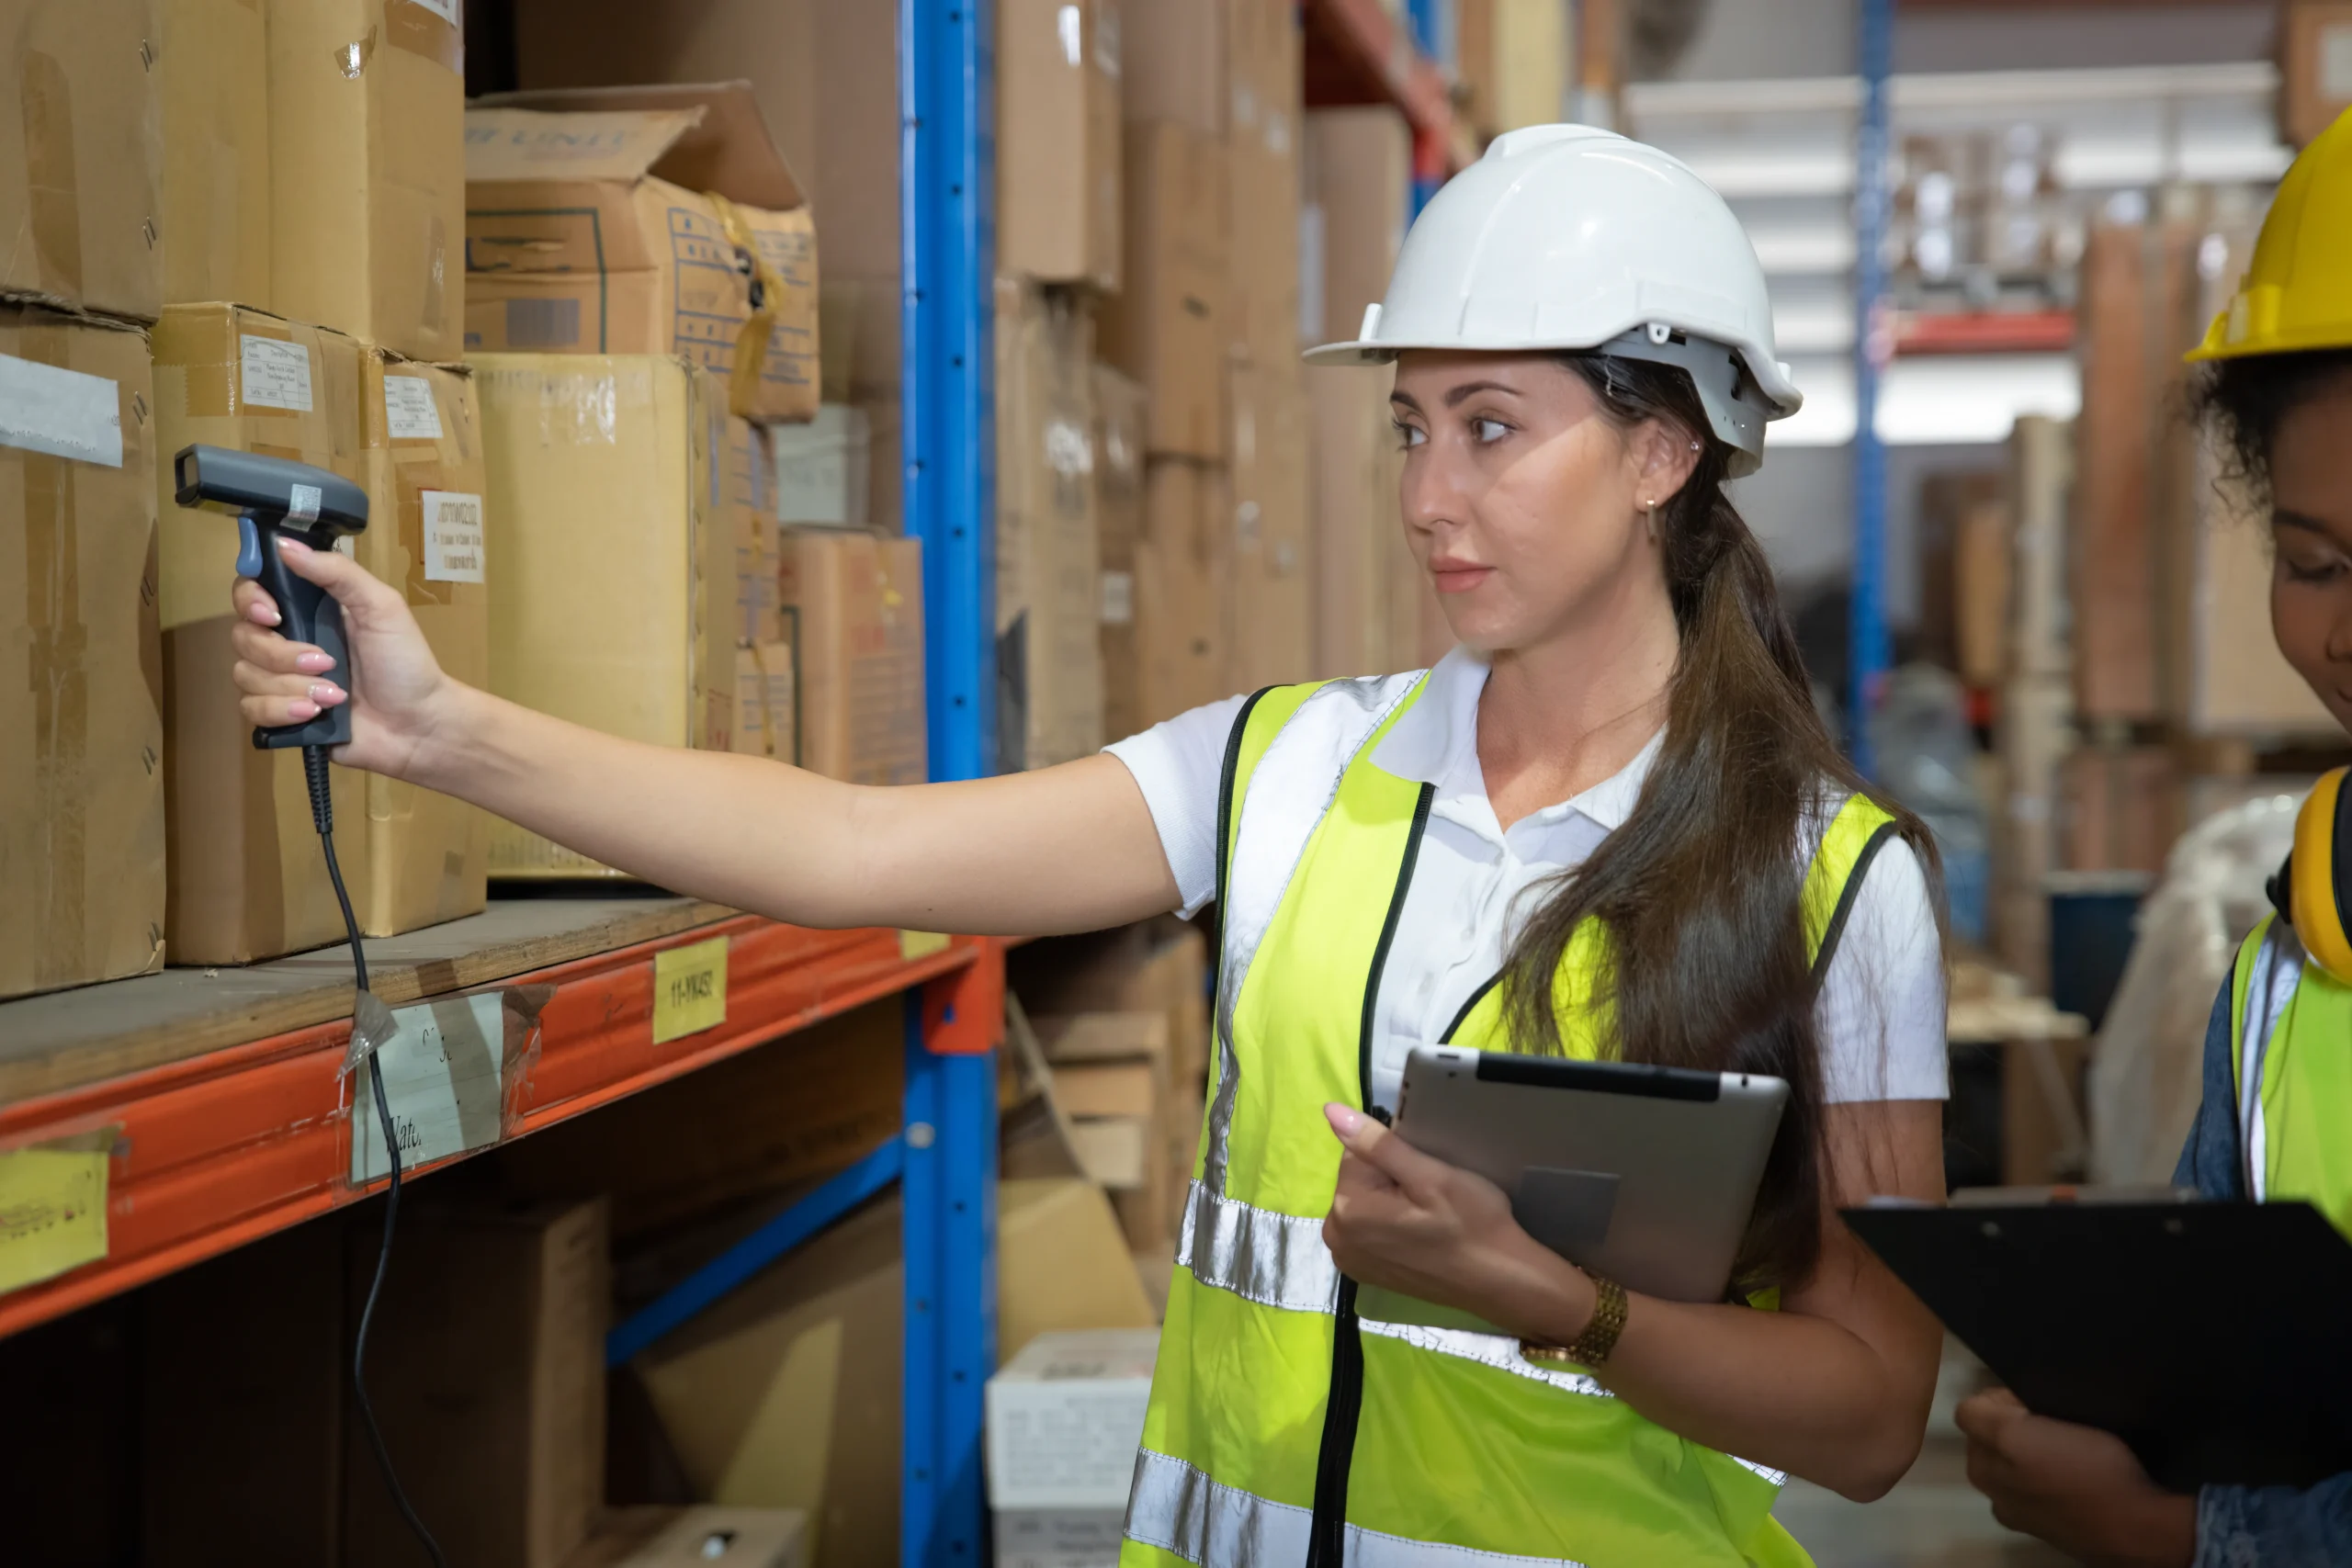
[385,0,463,73]
[706,192,786,422]
[11,321,95,988]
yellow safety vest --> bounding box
[2229,913,2352,1228]
[1122,674,1900,1568]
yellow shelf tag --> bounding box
[653,936,730,1045]
[0,1146,109,1297]
[899,930,951,961]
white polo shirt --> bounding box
[1104,647,1949,1113]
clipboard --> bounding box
[1845,1198,2352,1491]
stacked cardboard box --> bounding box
[777,528,929,786]
[1306,107,1433,680]
[998,280,1107,769]
[1992,416,2074,989]
[473,353,737,877]
[2281,2,2352,146]
[630,1179,1155,1568]
[0,308,166,999]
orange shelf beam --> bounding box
[0,920,1003,1339]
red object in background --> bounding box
[1895,310,2076,356]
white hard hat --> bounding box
[1306,124,1800,477]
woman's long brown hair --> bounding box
[1499,353,1944,1292]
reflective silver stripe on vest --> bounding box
[1178,1179,1341,1314]
[1125,1449,1591,1568]
[1355,1319,1611,1400]
[1203,672,1429,1197]
[2238,919,2308,1202]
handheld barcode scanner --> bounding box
[174,444,369,750]
[172,443,448,1566]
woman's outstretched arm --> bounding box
[232,538,1182,936]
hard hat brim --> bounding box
[1302,335,1805,422]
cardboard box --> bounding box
[1100,122,1229,460]
[2008,415,2072,682]
[1491,0,1571,134]
[1000,0,1122,290]
[2061,745,2179,876]
[473,354,736,877]
[1120,0,1225,135]
[1308,367,1408,679]
[740,508,783,648]
[565,1507,808,1568]
[2281,3,2352,147]
[734,641,798,761]
[769,404,873,528]
[159,0,269,308]
[997,279,1105,771]
[356,349,490,935]
[777,528,927,786]
[343,1198,609,1568]
[1011,915,1211,1088]
[465,85,820,423]
[634,1179,1154,1568]
[1306,107,1410,359]
[0,0,163,321]
[266,0,462,360]
[1227,361,1313,692]
[1094,365,1149,741]
[986,1329,1159,1568]
[141,1220,343,1563]
[1125,459,1229,727]
[0,307,164,998]
[153,303,368,964]
[493,999,903,1241]
[1225,0,1304,376]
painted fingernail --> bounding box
[296,650,334,672]
[288,700,319,720]
[1325,1103,1363,1136]
[310,683,345,705]
[277,536,311,556]
[254,603,282,626]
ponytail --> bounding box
[1500,355,1942,1292]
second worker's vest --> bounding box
[1120,673,1901,1568]
[2230,912,2352,1228]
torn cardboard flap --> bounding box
[471,82,806,212]
[463,106,711,187]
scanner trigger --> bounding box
[235,514,265,579]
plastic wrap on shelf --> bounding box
[2088,793,2301,1185]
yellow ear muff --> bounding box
[2291,766,2352,983]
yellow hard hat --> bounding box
[2188,107,2352,361]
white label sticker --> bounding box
[422,491,485,583]
[2324,21,2352,97]
[383,375,445,440]
[350,993,506,1185]
[408,0,461,25]
[1101,570,1135,626]
[288,483,322,522]
[1045,418,1094,478]
[240,334,314,412]
[0,353,122,467]
[1057,3,1083,65]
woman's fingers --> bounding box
[1324,1103,1445,1197]
[231,659,344,705]
[230,614,335,677]
[232,576,281,627]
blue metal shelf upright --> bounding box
[899,0,1000,1564]
[1849,0,1894,772]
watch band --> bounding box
[1521,1272,1629,1368]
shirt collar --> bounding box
[1370,646,1664,833]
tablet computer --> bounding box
[1847,1196,2352,1490]
[1354,1046,1787,1332]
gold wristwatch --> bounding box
[1521,1272,1628,1367]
